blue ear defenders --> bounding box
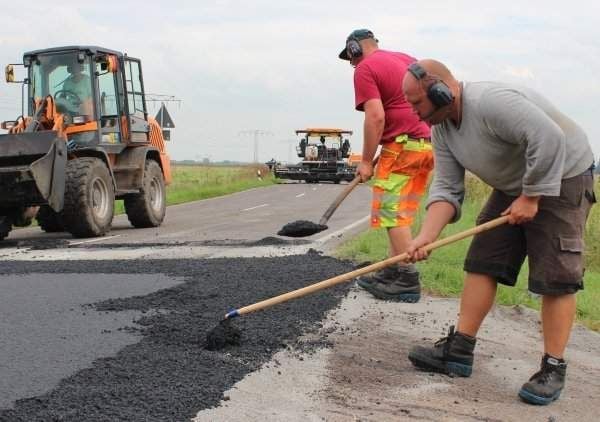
[407,63,454,108]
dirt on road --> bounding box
[196,288,600,422]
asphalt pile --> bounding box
[0,254,354,422]
[277,220,328,237]
[205,319,242,351]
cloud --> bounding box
[503,66,535,79]
[0,0,598,162]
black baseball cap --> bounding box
[338,29,377,60]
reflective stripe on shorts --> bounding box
[371,136,434,228]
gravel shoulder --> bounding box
[196,286,600,422]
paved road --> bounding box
[0,273,182,408]
[0,182,371,417]
[4,181,598,421]
[6,182,371,245]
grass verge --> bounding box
[115,164,275,214]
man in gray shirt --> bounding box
[401,59,596,405]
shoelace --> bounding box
[530,361,561,384]
[434,325,456,355]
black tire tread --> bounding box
[124,160,166,228]
[62,157,114,238]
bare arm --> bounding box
[357,98,385,181]
[407,201,456,261]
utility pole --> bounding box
[238,130,273,163]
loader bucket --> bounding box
[0,131,66,212]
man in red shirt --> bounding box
[339,29,433,302]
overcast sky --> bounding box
[0,0,598,163]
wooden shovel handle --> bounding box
[318,156,380,226]
[233,215,509,317]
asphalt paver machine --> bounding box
[274,128,356,184]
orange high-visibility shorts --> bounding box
[371,135,434,228]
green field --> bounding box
[336,176,600,331]
[115,163,275,214]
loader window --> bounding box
[124,60,145,118]
[97,62,121,143]
[30,53,94,119]
[97,68,118,117]
[124,58,148,140]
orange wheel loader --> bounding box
[0,46,172,240]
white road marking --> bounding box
[69,235,121,246]
[295,193,305,198]
[242,203,269,211]
[315,215,370,244]
[3,215,370,261]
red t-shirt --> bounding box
[354,50,430,142]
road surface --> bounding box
[1,182,599,421]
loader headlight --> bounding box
[72,116,86,124]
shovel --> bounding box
[230,215,508,318]
[278,157,378,238]
[206,215,508,350]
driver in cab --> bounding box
[57,61,93,117]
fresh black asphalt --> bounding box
[0,252,354,422]
[0,273,182,409]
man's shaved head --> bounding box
[403,59,457,95]
[418,59,454,83]
[402,59,460,125]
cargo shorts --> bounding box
[371,135,434,228]
[464,167,597,295]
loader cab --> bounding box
[29,52,94,122]
[23,46,150,148]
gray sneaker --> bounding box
[359,265,421,303]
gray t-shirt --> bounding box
[428,81,594,221]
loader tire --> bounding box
[62,157,115,238]
[124,160,166,228]
[0,216,12,241]
[36,205,65,233]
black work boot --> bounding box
[518,354,567,405]
[356,265,397,288]
[359,264,421,303]
[408,325,476,377]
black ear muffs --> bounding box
[346,38,363,59]
[407,63,454,108]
